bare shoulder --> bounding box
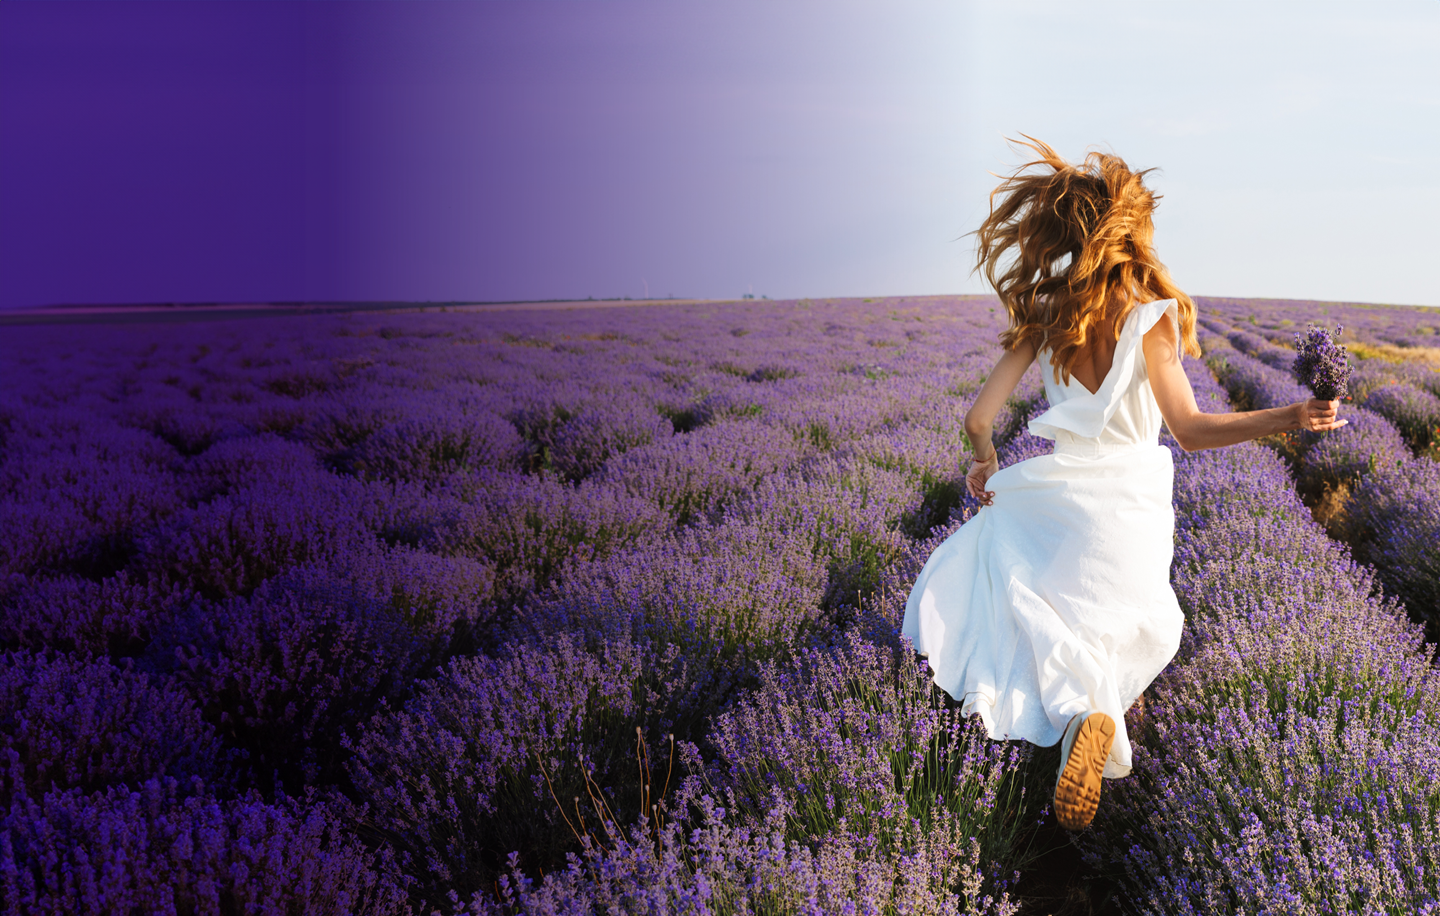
[1142,310,1180,364]
[1008,336,1038,362]
[1142,309,1179,345]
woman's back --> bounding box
[1062,305,1124,396]
[1031,299,1178,449]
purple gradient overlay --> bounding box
[1,1,970,310]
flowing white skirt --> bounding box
[903,439,1185,777]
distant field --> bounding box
[0,296,726,326]
[2,294,1437,914]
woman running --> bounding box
[902,137,1346,830]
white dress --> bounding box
[902,298,1186,778]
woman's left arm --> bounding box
[1143,316,1346,452]
[963,339,1037,504]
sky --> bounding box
[2,0,1438,311]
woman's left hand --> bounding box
[1297,398,1347,432]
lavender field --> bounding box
[2,294,1438,915]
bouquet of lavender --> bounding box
[1293,324,1351,400]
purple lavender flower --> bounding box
[1293,324,1351,400]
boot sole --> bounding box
[1054,712,1115,831]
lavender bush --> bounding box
[1204,347,1311,415]
[157,553,439,791]
[708,630,1044,894]
[399,467,670,617]
[135,473,377,600]
[1347,457,1440,641]
[178,432,325,503]
[478,770,1022,916]
[1,779,411,914]
[0,413,182,580]
[547,402,674,481]
[598,418,813,525]
[513,514,831,695]
[1363,381,1440,454]
[1348,361,1406,402]
[342,631,706,902]
[349,403,531,483]
[1295,405,1410,496]
[0,572,192,659]
[0,650,227,804]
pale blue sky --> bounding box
[2,0,1437,309]
[953,1,1440,307]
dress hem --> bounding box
[936,681,1135,779]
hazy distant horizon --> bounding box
[8,291,1437,321]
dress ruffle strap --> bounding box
[1027,299,1179,441]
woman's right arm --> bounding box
[963,339,1037,504]
[1142,316,1346,452]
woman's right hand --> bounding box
[966,450,999,506]
[1297,398,1347,432]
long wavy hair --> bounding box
[973,136,1200,384]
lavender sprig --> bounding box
[1293,324,1351,400]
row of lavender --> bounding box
[1080,358,1440,913]
[1,297,1062,913]
[1193,304,1440,641]
[1199,295,1440,352]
